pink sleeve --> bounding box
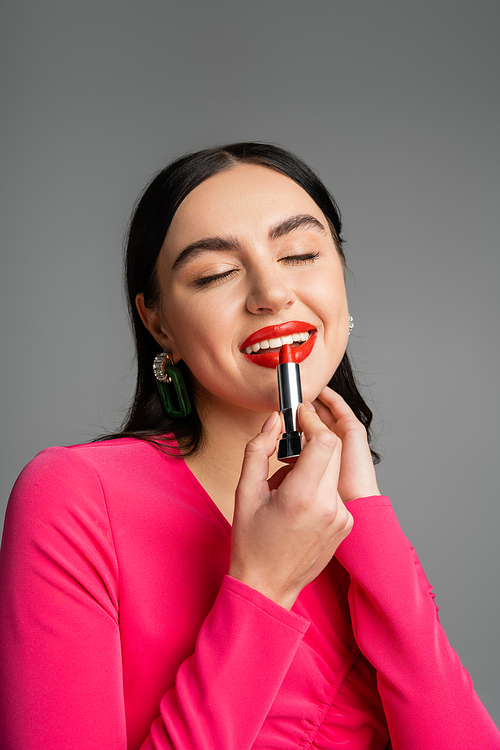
[335,496,500,750]
[0,449,308,750]
[146,576,309,749]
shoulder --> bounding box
[0,442,147,624]
[14,436,175,486]
[6,437,177,527]
[3,437,210,563]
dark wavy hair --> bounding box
[107,142,380,463]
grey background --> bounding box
[1,0,499,724]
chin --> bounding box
[301,360,341,399]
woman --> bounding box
[0,143,498,749]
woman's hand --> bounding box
[229,404,353,610]
[314,386,380,504]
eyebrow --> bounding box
[268,214,327,240]
[171,214,327,270]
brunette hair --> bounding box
[107,142,380,462]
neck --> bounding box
[182,399,282,524]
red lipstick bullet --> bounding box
[277,344,303,463]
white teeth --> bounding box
[243,330,312,354]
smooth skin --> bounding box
[136,164,380,610]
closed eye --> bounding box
[195,252,320,288]
[195,269,238,288]
[280,252,320,265]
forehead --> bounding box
[165,163,328,250]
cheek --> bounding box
[313,275,348,328]
[165,300,235,367]
[167,280,245,343]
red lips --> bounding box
[241,321,317,369]
[240,321,314,351]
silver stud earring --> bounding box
[348,315,354,335]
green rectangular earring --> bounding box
[153,352,192,419]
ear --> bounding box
[135,293,181,361]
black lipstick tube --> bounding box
[277,345,303,463]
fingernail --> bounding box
[261,412,278,433]
[302,401,316,412]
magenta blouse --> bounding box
[0,438,498,749]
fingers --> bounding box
[311,397,338,432]
[236,413,281,509]
[238,398,345,515]
[297,401,339,456]
[314,387,367,438]
[297,400,327,434]
[315,387,358,425]
[232,403,353,610]
[282,402,342,500]
[268,403,341,493]
[314,387,380,503]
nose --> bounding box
[245,261,296,314]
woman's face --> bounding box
[148,164,349,415]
